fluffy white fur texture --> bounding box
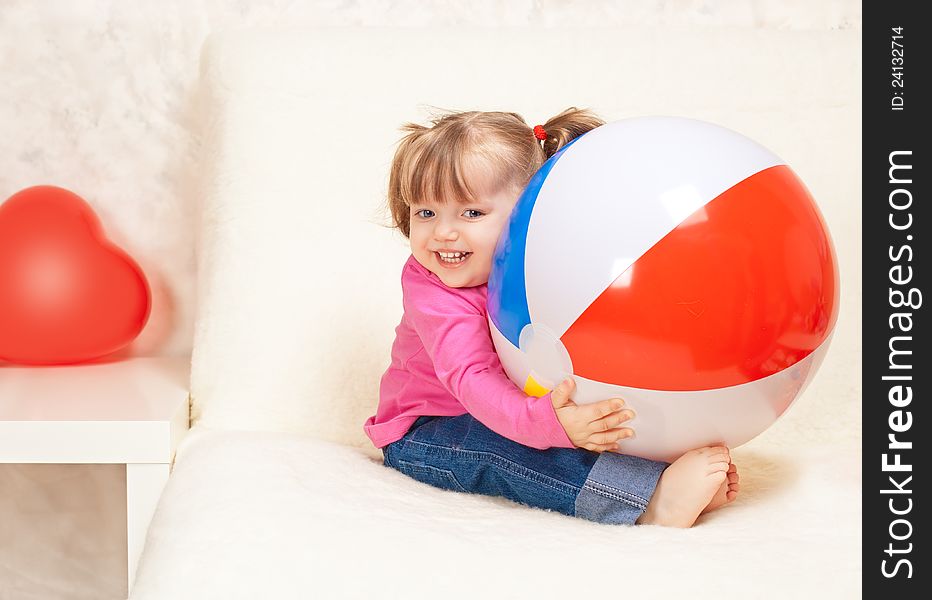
[132,26,861,599]
[131,428,860,599]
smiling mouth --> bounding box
[435,251,473,266]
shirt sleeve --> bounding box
[403,267,575,450]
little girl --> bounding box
[364,108,739,527]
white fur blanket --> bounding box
[130,425,860,599]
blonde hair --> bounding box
[388,107,605,238]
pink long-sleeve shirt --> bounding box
[364,255,575,450]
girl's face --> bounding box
[409,182,520,288]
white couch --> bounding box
[129,27,862,599]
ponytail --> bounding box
[537,107,605,158]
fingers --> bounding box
[591,408,635,432]
[587,397,625,422]
[583,441,620,453]
[582,427,635,452]
[554,385,640,453]
[549,377,577,408]
[587,427,634,446]
[582,398,635,446]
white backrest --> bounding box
[190,27,859,448]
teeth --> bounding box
[437,251,470,263]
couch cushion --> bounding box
[130,426,860,599]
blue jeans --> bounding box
[382,414,668,525]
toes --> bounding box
[727,463,737,474]
[708,467,729,477]
[708,453,730,468]
[726,490,738,501]
[700,446,731,463]
[727,472,739,484]
[708,460,730,474]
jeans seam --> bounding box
[397,459,469,493]
[581,480,648,509]
[404,439,580,498]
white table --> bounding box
[0,356,190,589]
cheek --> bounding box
[476,219,509,253]
[408,226,429,250]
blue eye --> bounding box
[463,209,484,219]
[415,209,435,218]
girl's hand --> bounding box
[550,377,635,452]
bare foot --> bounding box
[636,446,731,528]
[701,462,740,515]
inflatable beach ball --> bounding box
[488,116,839,462]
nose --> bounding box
[433,219,459,242]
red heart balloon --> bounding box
[0,185,151,365]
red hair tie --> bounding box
[533,125,547,141]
